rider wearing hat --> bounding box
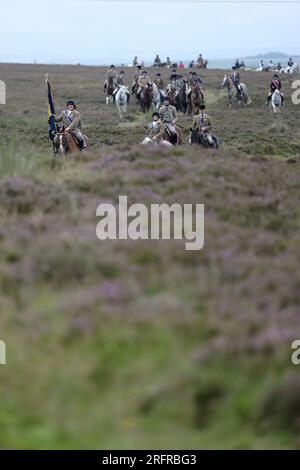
[187,71,204,102]
[145,111,163,140]
[54,100,86,150]
[154,55,162,67]
[231,66,241,97]
[104,65,117,91]
[113,70,129,101]
[191,104,212,133]
[154,72,165,100]
[137,70,152,99]
[266,73,283,104]
[175,75,186,97]
[158,96,178,139]
[131,65,143,94]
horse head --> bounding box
[190,129,200,144]
[222,74,229,88]
[272,89,282,106]
[118,86,129,104]
[54,127,69,154]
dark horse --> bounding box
[190,129,219,149]
[174,85,187,113]
[139,84,153,113]
[105,76,116,104]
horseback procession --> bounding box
[46,52,288,155]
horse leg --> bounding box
[117,104,122,119]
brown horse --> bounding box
[53,129,90,155]
[139,84,153,113]
[167,86,176,106]
[161,124,182,145]
[187,84,203,115]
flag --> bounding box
[46,75,56,141]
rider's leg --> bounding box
[73,131,86,150]
[266,92,272,104]
[113,87,118,102]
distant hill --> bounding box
[246,52,289,59]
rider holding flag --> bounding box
[54,100,86,151]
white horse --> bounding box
[270,89,282,113]
[222,74,252,106]
[115,86,129,119]
[152,82,164,110]
[141,136,172,147]
[286,63,299,74]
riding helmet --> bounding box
[67,100,76,109]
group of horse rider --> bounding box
[103,64,205,102]
[53,92,214,150]
[145,97,213,145]
[103,65,129,100]
[52,62,285,152]
[229,66,284,104]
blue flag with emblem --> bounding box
[46,74,56,141]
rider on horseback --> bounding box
[54,100,86,151]
[159,96,178,140]
[104,65,117,92]
[131,65,142,95]
[190,104,213,145]
[154,73,165,100]
[231,66,242,97]
[197,54,204,68]
[136,71,152,100]
[154,55,161,67]
[187,71,204,102]
[166,57,172,68]
[145,111,163,140]
[266,74,284,104]
[113,71,129,101]
[175,75,186,98]
[191,104,212,133]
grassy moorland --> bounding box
[0,63,300,449]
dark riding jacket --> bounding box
[270,79,282,92]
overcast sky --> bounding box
[0,0,299,64]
